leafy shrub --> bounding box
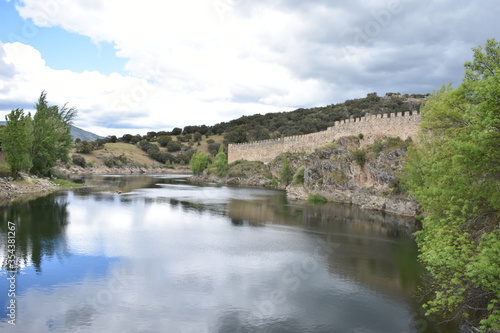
[157,135,172,147]
[279,157,293,185]
[104,154,128,168]
[190,151,210,175]
[293,165,305,185]
[214,145,228,177]
[368,140,385,153]
[75,140,95,154]
[72,154,86,167]
[166,140,182,152]
[351,149,367,167]
[308,194,327,204]
[227,160,271,179]
[208,142,221,156]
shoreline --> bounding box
[0,166,192,206]
[2,167,417,219]
[0,175,61,206]
[188,173,419,218]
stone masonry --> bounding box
[228,111,421,164]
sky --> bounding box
[0,0,499,137]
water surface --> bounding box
[0,175,456,332]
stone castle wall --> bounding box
[228,111,421,163]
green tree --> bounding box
[189,151,209,175]
[404,39,500,331]
[193,132,202,142]
[166,140,182,152]
[31,91,77,175]
[75,140,95,154]
[207,142,221,156]
[3,109,34,177]
[223,128,247,144]
[214,145,227,177]
[121,134,133,143]
[0,125,5,150]
[171,127,182,135]
[279,157,293,185]
[158,135,172,147]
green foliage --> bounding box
[189,151,210,175]
[293,165,305,185]
[171,127,182,135]
[193,132,202,142]
[308,194,327,204]
[104,154,128,168]
[31,91,77,176]
[166,140,182,152]
[71,154,86,168]
[223,128,248,144]
[211,92,423,142]
[75,140,95,154]
[130,135,141,144]
[208,142,221,156]
[157,135,172,147]
[3,109,34,177]
[367,137,408,154]
[121,134,133,143]
[404,39,500,331]
[358,133,364,140]
[214,145,228,177]
[279,157,293,185]
[0,125,5,150]
[350,149,367,167]
[226,160,271,179]
[155,152,176,164]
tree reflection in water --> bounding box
[0,193,70,273]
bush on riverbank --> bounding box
[226,160,272,179]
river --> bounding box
[0,174,457,332]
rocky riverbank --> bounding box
[191,136,420,217]
[0,166,192,206]
[53,164,191,177]
[280,137,420,216]
[0,174,61,205]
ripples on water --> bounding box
[0,175,457,332]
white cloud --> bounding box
[1,0,499,135]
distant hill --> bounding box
[70,126,103,141]
[0,121,103,141]
[209,92,427,144]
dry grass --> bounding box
[74,143,162,167]
[198,135,224,156]
[70,134,226,167]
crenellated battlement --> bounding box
[228,111,421,163]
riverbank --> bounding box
[53,164,192,177]
[0,166,192,206]
[190,137,421,217]
[0,174,62,205]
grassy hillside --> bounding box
[70,134,225,169]
[72,142,164,167]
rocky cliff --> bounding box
[192,135,420,217]
[278,136,419,216]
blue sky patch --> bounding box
[0,1,127,75]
